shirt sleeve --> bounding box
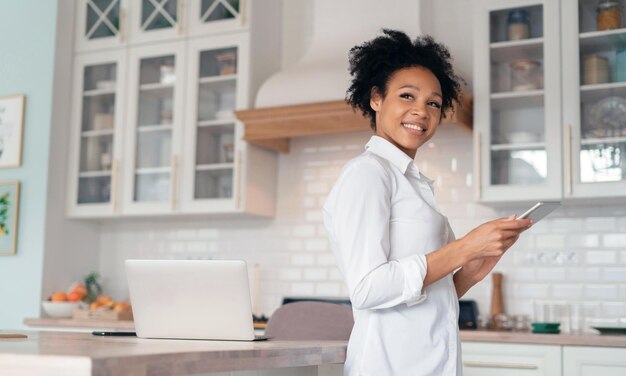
[324,158,428,310]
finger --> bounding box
[498,218,532,230]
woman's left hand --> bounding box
[461,254,504,283]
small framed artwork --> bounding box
[0,95,26,168]
[0,181,20,255]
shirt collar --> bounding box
[365,135,418,176]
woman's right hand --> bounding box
[458,215,532,262]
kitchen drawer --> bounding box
[462,342,561,376]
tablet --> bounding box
[518,201,560,223]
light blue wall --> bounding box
[0,1,57,329]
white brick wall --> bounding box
[98,125,626,330]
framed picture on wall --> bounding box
[0,181,20,255]
[0,95,25,168]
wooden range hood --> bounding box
[236,95,473,153]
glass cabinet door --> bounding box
[128,0,183,45]
[124,43,185,213]
[140,0,179,32]
[564,0,626,198]
[194,47,238,200]
[187,0,246,36]
[181,35,249,213]
[78,63,117,205]
[474,0,562,202]
[488,5,546,187]
[68,51,127,217]
[75,0,126,52]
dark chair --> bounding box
[264,301,354,340]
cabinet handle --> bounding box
[177,0,185,35]
[463,361,538,370]
[240,0,247,26]
[565,124,573,196]
[118,8,127,43]
[111,159,119,213]
[474,131,481,200]
[171,154,179,210]
[234,149,242,209]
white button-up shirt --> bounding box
[323,136,461,376]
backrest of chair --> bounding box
[264,301,354,340]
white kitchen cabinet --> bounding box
[67,2,279,218]
[474,0,562,203]
[563,346,626,376]
[74,0,247,53]
[179,34,276,216]
[462,342,562,376]
[67,50,128,217]
[474,0,626,203]
[122,41,186,215]
[561,0,626,199]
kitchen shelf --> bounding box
[197,119,235,127]
[490,142,545,151]
[81,129,115,137]
[579,28,626,53]
[83,89,116,97]
[196,163,234,171]
[490,90,544,110]
[135,167,171,175]
[580,82,626,103]
[490,37,544,63]
[137,124,173,133]
[581,136,626,145]
[79,170,112,178]
[199,74,237,84]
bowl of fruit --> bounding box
[41,283,88,318]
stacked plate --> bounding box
[531,322,560,334]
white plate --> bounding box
[586,96,626,138]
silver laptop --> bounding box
[126,259,267,341]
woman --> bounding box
[323,30,532,375]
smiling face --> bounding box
[370,66,443,158]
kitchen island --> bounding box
[0,331,346,376]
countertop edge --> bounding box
[460,330,626,347]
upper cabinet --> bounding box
[67,0,280,218]
[474,0,626,203]
[474,0,562,203]
[74,0,248,53]
[562,0,626,199]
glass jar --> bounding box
[583,54,609,85]
[597,0,623,30]
[510,59,542,91]
[507,8,530,40]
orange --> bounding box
[70,284,87,298]
[113,301,131,313]
[96,295,113,305]
[50,292,67,302]
[67,290,83,302]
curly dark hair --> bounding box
[346,29,463,130]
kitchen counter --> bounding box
[0,331,346,376]
[460,329,626,347]
[24,317,134,331]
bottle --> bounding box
[597,0,623,30]
[507,9,530,40]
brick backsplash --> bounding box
[99,124,626,330]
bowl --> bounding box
[41,301,80,318]
[531,322,560,334]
